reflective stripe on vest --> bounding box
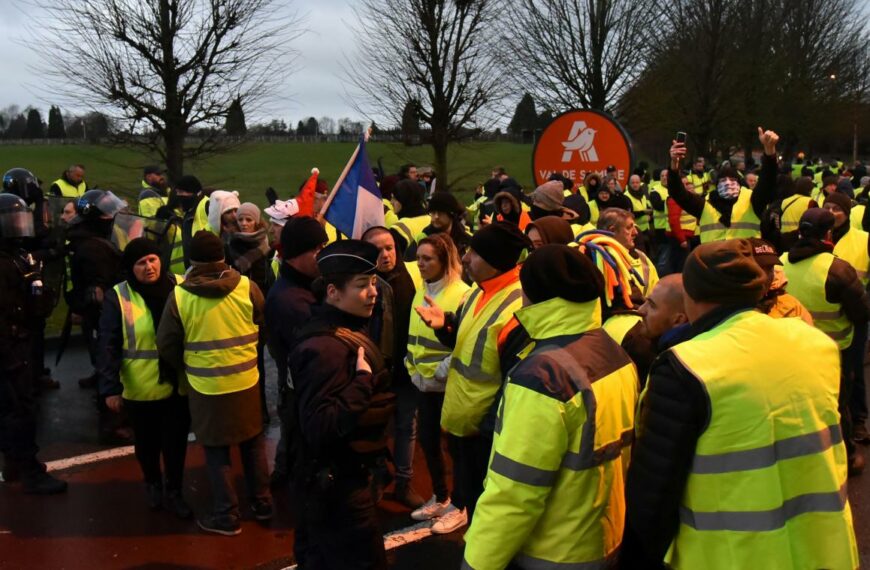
[780,195,812,231]
[626,193,650,231]
[833,227,870,286]
[174,276,259,395]
[114,281,173,401]
[667,310,856,570]
[441,281,523,436]
[53,178,86,198]
[406,279,470,379]
[389,215,429,248]
[698,189,760,243]
[780,252,854,349]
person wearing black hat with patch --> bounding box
[415,221,530,533]
[667,127,780,244]
[463,245,638,570]
[780,209,870,473]
[264,216,329,488]
[288,239,392,569]
[403,191,471,261]
[748,237,812,324]
[156,230,271,536]
[96,237,191,517]
[623,238,859,569]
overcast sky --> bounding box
[0,0,363,125]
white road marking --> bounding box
[44,446,135,472]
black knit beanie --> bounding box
[520,244,604,304]
[281,216,329,259]
[470,221,530,272]
[122,237,163,276]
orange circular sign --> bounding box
[532,109,634,188]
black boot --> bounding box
[22,471,68,495]
[394,477,425,509]
[146,482,163,510]
[164,489,192,519]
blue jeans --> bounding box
[203,431,271,519]
[391,382,419,481]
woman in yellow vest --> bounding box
[405,233,470,524]
[156,230,271,536]
[97,238,191,518]
[667,128,780,244]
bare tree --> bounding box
[30,0,301,179]
[348,0,501,185]
[502,0,657,113]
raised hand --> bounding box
[758,126,779,155]
[415,295,446,330]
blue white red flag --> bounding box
[324,136,384,238]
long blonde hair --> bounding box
[417,233,462,283]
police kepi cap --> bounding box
[316,239,379,276]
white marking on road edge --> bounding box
[278,519,440,569]
[45,446,135,472]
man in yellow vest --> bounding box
[156,230,271,536]
[668,127,779,244]
[823,191,870,444]
[780,209,870,475]
[97,238,191,518]
[778,177,818,251]
[636,274,691,374]
[598,207,659,297]
[415,222,530,533]
[623,239,859,569]
[139,165,170,218]
[463,245,639,569]
[49,164,87,198]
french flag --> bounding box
[323,136,385,238]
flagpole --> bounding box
[318,127,373,218]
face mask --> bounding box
[180,195,198,211]
[717,178,740,200]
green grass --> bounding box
[4,141,534,207]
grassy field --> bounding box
[3,141,535,207]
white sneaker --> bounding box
[430,505,468,534]
[411,495,452,521]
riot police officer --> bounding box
[0,194,68,494]
[289,239,393,569]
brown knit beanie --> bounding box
[683,239,766,305]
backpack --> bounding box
[760,197,799,251]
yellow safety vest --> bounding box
[811,186,825,205]
[464,298,638,569]
[271,254,281,278]
[649,183,669,231]
[52,178,86,198]
[850,204,865,231]
[174,276,259,396]
[405,260,422,291]
[780,195,813,233]
[698,189,760,243]
[192,195,214,235]
[780,252,854,350]
[833,227,870,286]
[405,278,470,379]
[114,279,178,401]
[631,249,658,297]
[138,183,169,218]
[589,200,600,225]
[441,278,523,436]
[666,310,857,570]
[602,313,642,346]
[688,171,711,195]
[389,215,429,249]
[626,192,651,231]
[166,216,185,275]
[572,222,595,239]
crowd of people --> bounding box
[0,124,868,568]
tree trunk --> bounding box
[432,134,448,192]
[164,123,185,181]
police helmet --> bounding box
[75,189,128,220]
[2,168,42,205]
[0,194,35,239]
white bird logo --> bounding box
[561,121,598,162]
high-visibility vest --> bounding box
[52,178,86,198]
[602,313,642,346]
[626,192,651,231]
[688,171,711,195]
[589,200,600,225]
[404,260,422,290]
[464,297,638,569]
[649,183,669,231]
[572,222,595,239]
[192,195,214,235]
[138,184,169,218]
[850,204,865,231]
[676,201,699,234]
[270,254,281,278]
[174,276,259,395]
[167,217,185,275]
[833,227,870,286]
[780,252,854,350]
[631,249,657,297]
[441,277,523,436]
[791,163,804,179]
[780,195,813,233]
[698,189,760,243]
[389,215,429,249]
[114,279,181,401]
[406,278,470,379]
[666,310,857,570]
